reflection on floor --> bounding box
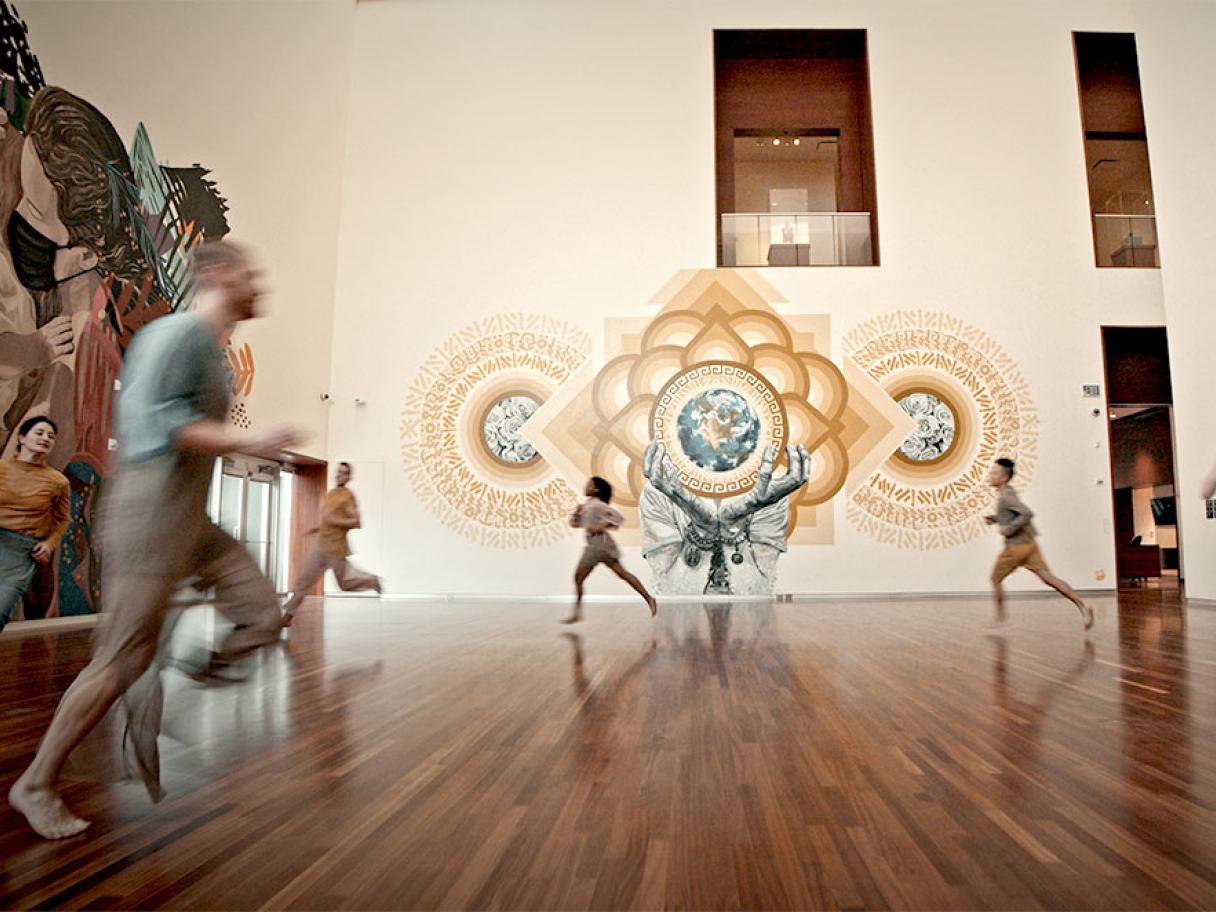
[1,588,1214,910]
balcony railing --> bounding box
[721,212,873,267]
[1093,213,1158,267]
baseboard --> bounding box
[373,589,1116,603]
[4,614,100,635]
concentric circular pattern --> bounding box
[401,314,591,549]
[843,311,1038,550]
[650,362,787,497]
[895,390,956,465]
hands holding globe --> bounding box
[642,440,812,525]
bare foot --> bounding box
[560,614,582,625]
[646,597,657,617]
[9,778,90,839]
[1081,604,1095,630]
[280,612,294,629]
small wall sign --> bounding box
[1207,498,1216,520]
[1082,384,1101,398]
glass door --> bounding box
[207,455,291,591]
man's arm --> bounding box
[31,479,71,563]
[320,496,361,530]
[157,332,302,459]
[1000,491,1035,537]
[173,420,299,460]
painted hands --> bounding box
[642,440,812,525]
[642,440,715,525]
[720,443,811,524]
[37,316,74,362]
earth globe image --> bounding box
[676,388,761,472]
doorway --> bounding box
[207,454,294,593]
[1101,327,1181,590]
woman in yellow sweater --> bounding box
[0,416,70,631]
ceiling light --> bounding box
[772,138,781,146]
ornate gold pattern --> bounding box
[843,311,1038,550]
[400,314,591,548]
[650,362,787,496]
[525,270,916,545]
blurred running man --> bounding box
[10,240,302,838]
[986,457,1093,630]
[281,461,381,627]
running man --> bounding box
[281,461,381,626]
[986,457,1094,630]
[9,240,302,838]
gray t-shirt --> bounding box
[994,486,1037,545]
[116,312,230,465]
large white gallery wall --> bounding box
[326,0,1216,598]
[19,0,1207,600]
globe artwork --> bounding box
[482,395,540,464]
[676,388,761,472]
[897,391,956,462]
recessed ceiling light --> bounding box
[772,138,781,146]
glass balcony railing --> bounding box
[1093,213,1159,267]
[721,212,873,267]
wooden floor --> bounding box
[1,588,1214,910]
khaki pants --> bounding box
[991,542,1050,584]
[282,542,380,616]
[64,454,282,799]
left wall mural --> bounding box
[0,1,245,619]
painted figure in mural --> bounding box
[281,461,382,627]
[0,84,171,623]
[986,458,1094,630]
[563,476,657,624]
[2,86,164,464]
[640,440,811,596]
[0,415,67,631]
[9,241,302,839]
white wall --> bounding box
[1134,0,1216,600]
[23,0,355,460]
[328,0,1184,596]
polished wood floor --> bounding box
[0,588,1214,910]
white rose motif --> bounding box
[897,392,956,463]
[483,395,540,464]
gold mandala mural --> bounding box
[843,311,1039,550]
[401,314,591,548]
[524,270,914,545]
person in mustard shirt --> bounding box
[281,461,382,626]
[0,415,69,632]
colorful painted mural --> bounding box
[0,2,238,619]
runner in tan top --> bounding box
[281,461,381,626]
[986,457,1093,630]
[0,416,70,631]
